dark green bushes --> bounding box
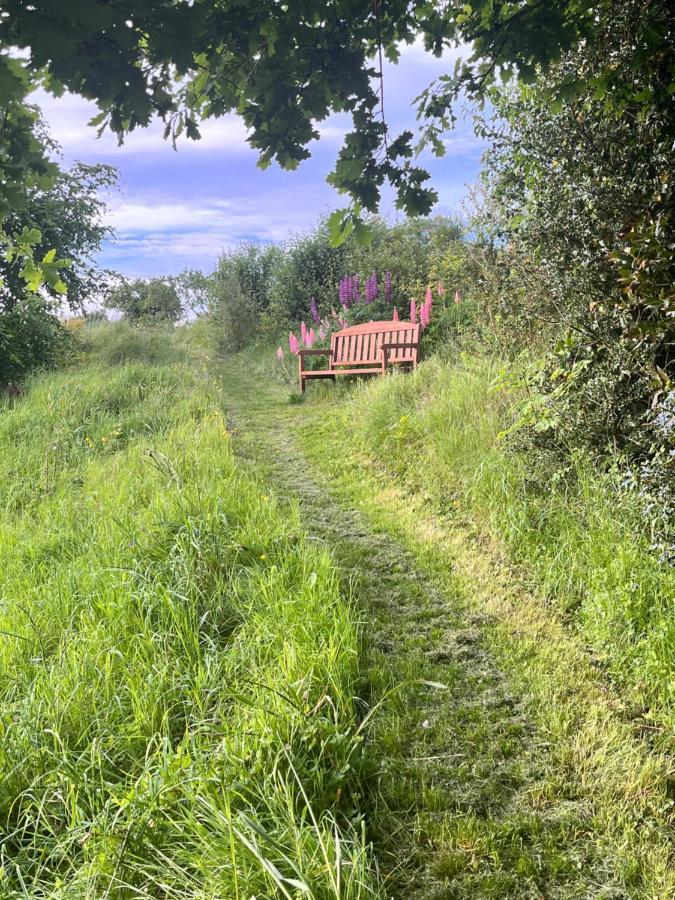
[0,298,72,386]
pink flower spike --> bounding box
[437,280,445,296]
[392,307,399,322]
[319,327,327,340]
[454,290,461,304]
[420,299,430,329]
[300,321,308,342]
[276,347,284,361]
[305,328,315,348]
[289,332,300,355]
[410,298,417,324]
[425,286,433,305]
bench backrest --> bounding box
[331,321,420,368]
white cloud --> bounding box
[30,88,252,160]
[98,192,334,277]
[442,133,486,156]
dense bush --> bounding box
[0,298,72,386]
[206,215,471,354]
[467,2,674,552]
[105,277,182,322]
[207,243,283,351]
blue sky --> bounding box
[33,41,485,279]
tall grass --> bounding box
[0,326,379,897]
[339,354,675,732]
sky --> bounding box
[32,41,486,279]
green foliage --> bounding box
[206,215,471,352]
[0,297,72,385]
[207,242,283,351]
[1,162,118,310]
[268,223,347,326]
[469,2,675,547]
[0,338,378,896]
[346,215,464,305]
[105,277,182,322]
[4,0,671,229]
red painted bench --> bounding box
[298,320,420,393]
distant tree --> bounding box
[105,278,182,323]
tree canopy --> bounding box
[1,0,672,237]
[105,277,182,322]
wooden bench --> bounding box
[298,320,420,393]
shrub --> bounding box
[0,297,72,385]
[105,277,182,322]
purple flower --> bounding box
[365,272,378,303]
[352,274,361,302]
[310,296,320,324]
[339,276,351,309]
[384,271,392,302]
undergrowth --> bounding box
[0,327,379,897]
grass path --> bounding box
[218,362,675,899]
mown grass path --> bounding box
[218,362,675,900]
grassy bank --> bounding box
[0,325,378,898]
[316,354,675,736]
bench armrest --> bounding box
[381,342,417,350]
[298,348,332,357]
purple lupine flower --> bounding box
[410,299,417,324]
[384,271,392,302]
[339,276,351,309]
[276,346,284,361]
[365,272,378,303]
[289,332,300,355]
[310,296,320,324]
[352,274,361,302]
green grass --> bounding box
[283,356,675,898]
[319,353,675,735]
[0,328,379,898]
[216,354,675,898]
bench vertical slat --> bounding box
[336,333,343,363]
